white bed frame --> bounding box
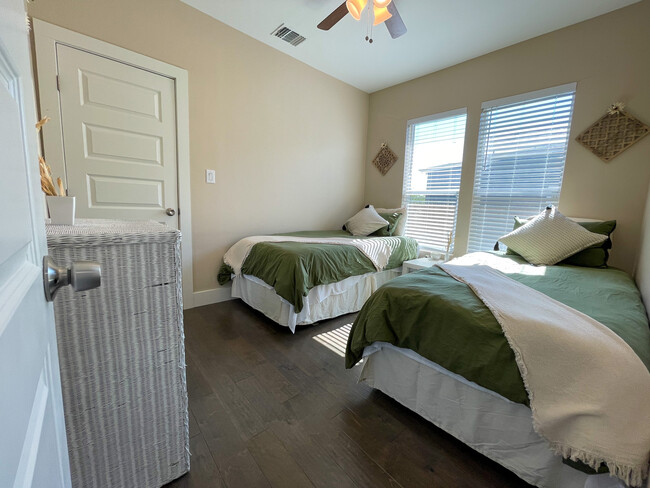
[357,185,650,488]
[232,268,401,332]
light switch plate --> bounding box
[205,169,216,184]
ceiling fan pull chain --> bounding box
[365,5,370,42]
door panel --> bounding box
[80,70,162,119]
[84,123,163,165]
[0,78,32,262]
[88,174,164,208]
[0,0,71,485]
[56,44,178,227]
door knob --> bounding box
[43,256,101,302]
[166,208,176,216]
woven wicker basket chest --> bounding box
[46,219,190,488]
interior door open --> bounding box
[0,0,72,486]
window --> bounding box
[467,84,576,252]
[402,109,467,251]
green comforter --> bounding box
[346,253,650,406]
[217,230,418,313]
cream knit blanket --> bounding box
[223,235,401,276]
[439,255,650,486]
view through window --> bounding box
[402,109,467,251]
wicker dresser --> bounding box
[46,219,190,488]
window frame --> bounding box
[467,83,577,253]
[402,107,468,253]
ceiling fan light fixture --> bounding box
[346,0,367,21]
[373,5,392,25]
[373,0,392,8]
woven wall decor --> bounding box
[372,143,398,175]
[575,103,649,162]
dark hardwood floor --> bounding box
[165,300,533,488]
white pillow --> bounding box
[374,206,407,236]
[345,206,389,236]
[499,207,608,266]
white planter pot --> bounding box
[46,196,76,225]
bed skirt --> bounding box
[232,268,401,332]
[360,343,624,488]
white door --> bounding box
[0,0,71,487]
[56,45,179,227]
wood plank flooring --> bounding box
[165,300,533,488]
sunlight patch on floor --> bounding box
[313,323,352,357]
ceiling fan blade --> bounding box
[318,1,349,30]
[385,2,407,39]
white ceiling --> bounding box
[180,0,639,93]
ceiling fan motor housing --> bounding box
[318,0,406,40]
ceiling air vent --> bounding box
[271,24,306,47]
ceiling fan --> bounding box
[318,0,407,40]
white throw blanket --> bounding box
[439,255,650,487]
[223,235,401,276]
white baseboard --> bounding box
[191,287,234,308]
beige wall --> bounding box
[27,0,369,293]
[364,0,650,274]
[28,0,650,286]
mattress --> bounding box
[232,268,401,332]
[360,343,625,488]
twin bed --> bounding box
[218,229,418,331]
[347,251,650,488]
[217,204,650,488]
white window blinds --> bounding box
[402,109,467,251]
[467,84,576,253]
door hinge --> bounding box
[56,75,60,91]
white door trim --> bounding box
[32,19,195,309]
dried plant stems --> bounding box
[40,156,58,196]
[36,116,65,197]
[35,116,50,132]
[57,177,66,197]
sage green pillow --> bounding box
[506,217,616,267]
[371,212,403,237]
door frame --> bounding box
[32,19,194,309]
